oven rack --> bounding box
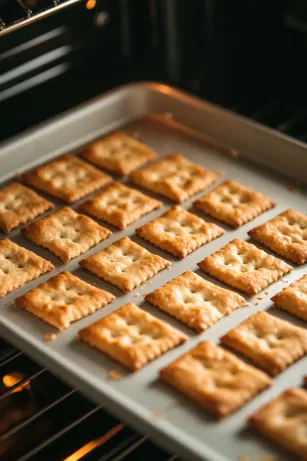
[0,337,180,461]
[0,0,83,36]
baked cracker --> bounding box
[249,387,307,461]
[194,180,275,228]
[272,274,307,322]
[136,205,224,258]
[160,340,272,418]
[221,311,307,376]
[145,271,247,331]
[130,153,218,203]
[15,271,115,329]
[198,239,292,294]
[22,206,111,262]
[248,209,307,264]
[78,302,187,370]
[82,131,158,175]
[23,154,112,203]
[81,182,162,229]
[0,239,54,297]
[79,237,171,292]
[0,183,54,233]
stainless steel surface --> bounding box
[0,82,306,461]
[0,0,83,36]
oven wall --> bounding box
[1,0,306,143]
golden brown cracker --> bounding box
[136,205,224,258]
[78,302,187,370]
[221,311,307,376]
[198,239,292,294]
[81,182,162,229]
[0,239,54,297]
[22,206,111,262]
[249,388,307,460]
[145,271,247,331]
[249,209,307,264]
[82,131,158,175]
[0,183,54,233]
[130,154,217,203]
[23,154,112,203]
[79,237,171,292]
[272,274,307,322]
[15,271,115,329]
[160,341,271,418]
[194,180,275,227]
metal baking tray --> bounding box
[0,82,306,461]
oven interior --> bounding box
[2,0,307,143]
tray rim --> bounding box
[1,81,307,186]
[0,80,306,152]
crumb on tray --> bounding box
[151,411,165,421]
[108,369,125,381]
[231,149,240,158]
[44,333,57,342]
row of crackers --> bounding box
[3,250,307,460]
[0,130,305,301]
[0,131,306,459]
[0,131,306,263]
[2,243,306,459]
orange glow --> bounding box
[25,0,39,6]
[3,373,31,393]
[86,0,96,9]
[63,423,124,461]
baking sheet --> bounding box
[0,82,306,461]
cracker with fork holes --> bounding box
[0,239,54,297]
[23,154,112,203]
[221,311,307,376]
[248,209,307,264]
[272,274,307,322]
[82,131,158,175]
[77,302,187,370]
[22,206,112,262]
[81,182,162,229]
[193,180,275,227]
[198,239,292,294]
[0,183,54,233]
[136,205,224,258]
[130,154,218,203]
[79,237,171,292]
[249,387,307,460]
[160,340,272,418]
[15,271,115,329]
[145,271,247,331]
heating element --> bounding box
[0,337,180,461]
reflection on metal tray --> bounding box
[0,82,306,461]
